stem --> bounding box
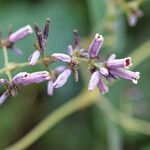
[2,46,12,81]
[97,95,150,135]
[6,90,98,150]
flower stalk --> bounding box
[2,46,12,81]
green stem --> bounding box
[97,95,150,135]
[6,90,97,150]
[2,46,12,81]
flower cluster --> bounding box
[0,18,140,105]
[29,18,50,66]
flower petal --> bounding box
[52,53,71,63]
[29,51,40,66]
[47,80,54,96]
[88,70,100,91]
[0,91,9,105]
[53,69,71,88]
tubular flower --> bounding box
[52,53,71,63]
[47,66,66,96]
[29,51,40,66]
[13,71,50,85]
[8,25,33,43]
[88,70,109,95]
[0,25,33,56]
[53,69,72,88]
[88,33,104,58]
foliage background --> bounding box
[0,0,150,149]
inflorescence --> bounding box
[0,18,140,105]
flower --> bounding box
[88,70,109,94]
[107,55,132,69]
[13,71,50,85]
[88,33,104,58]
[8,25,33,43]
[47,66,67,96]
[47,80,54,96]
[52,53,72,63]
[0,91,9,105]
[29,18,50,66]
[128,9,143,26]
[0,25,33,56]
[109,68,140,84]
[29,51,40,66]
[53,69,72,88]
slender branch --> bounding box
[6,89,98,150]
[2,46,12,81]
[97,95,150,135]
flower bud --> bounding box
[0,91,9,105]
[53,69,71,88]
[67,45,73,56]
[88,33,104,58]
[47,80,54,96]
[13,71,50,85]
[29,51,40,66]
[52,53,71,63]
[88,71,100,91]
[9,25,33,43]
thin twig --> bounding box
[2,46,12,81]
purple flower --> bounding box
[88,70,109,94]
[98,77,109,94]
[128,8,143,27]
[88,70,100,91]
[13,71,50,85]
[109,68,140,84]
[52,53,71,63]
[0,91,9,105]
[67,45,73,56]
[107,57,132,69]
[29,51,40,66]
[47,80,54,96]
[88,33,104,58]
[53,69,72,88]
[47,66,66,96]
[8,25,33,43]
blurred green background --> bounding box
[0,0,150,149]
